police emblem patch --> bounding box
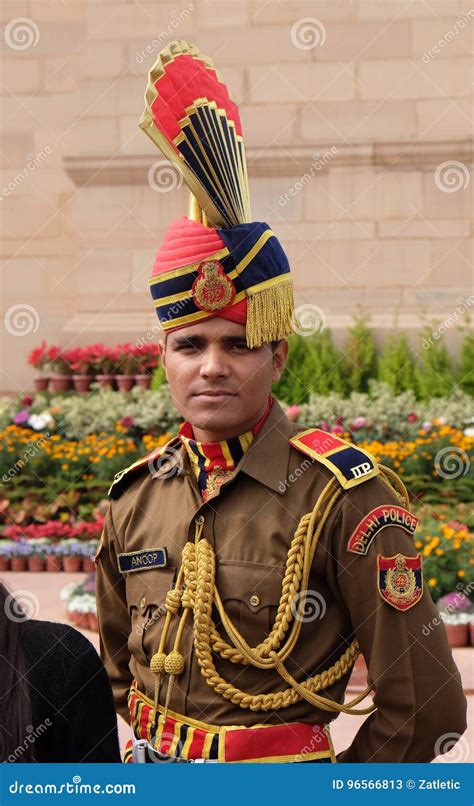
[377,553,423,611]
[347,506,419,555]
[117,547,168,574]
[192,259,236,312]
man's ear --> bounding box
[159,338,166,369]
[271,339,288,384]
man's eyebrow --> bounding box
[172,334,247,346]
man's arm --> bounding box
[95,503,134,724]
[328,477,467,763]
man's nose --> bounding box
[199,347,230,377]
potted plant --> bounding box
[46,345,73,392]
[45,542,63,572]
[440,611,470,647]
[68,346,95,394]
[0,541,14,572]
[92,345,116,388]
[114,343,139,391]
[27,340,50,392]
[66,593,92,629]
[10,539,30,572]
[60,539,83,573]
[134,343,161,390]
[80,540,99,573]
[26,538,49,572]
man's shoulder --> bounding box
[288,425,379,491]
[108,434,182,500]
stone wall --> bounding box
[1,0,472,392]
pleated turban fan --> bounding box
[139,40,295,348]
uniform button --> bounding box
[139,596,147,609]
[195,515,205,525]
[249,594,260,607]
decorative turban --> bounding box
[140,40,294,348]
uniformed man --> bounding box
[95,40,467,764]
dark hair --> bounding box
[0,581,35,762]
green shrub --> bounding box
[378,332,418,395]
[458,329,474,395]
[342,313,378,393]
[417,327,455,400]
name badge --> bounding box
[117,547,168,574]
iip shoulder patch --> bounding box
[347,505,419,555]
[377,553,423,611]
[289,428,378,490]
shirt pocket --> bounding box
[125,567,177,666]
[215,560,284,647]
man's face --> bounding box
[160,317,288,441]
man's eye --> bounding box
[230,343,248,351]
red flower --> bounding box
[22,395,34,407]
[407,412,418,423]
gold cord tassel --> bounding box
[245,278,294,349]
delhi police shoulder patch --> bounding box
[289,428,379,490]
[347,505,419,555]
[117,547,168,574]
[377,553,423,611]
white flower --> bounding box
[28,411,54,430]
[463,427,474,437]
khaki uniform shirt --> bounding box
[95,399,467,762]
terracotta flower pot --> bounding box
[50,375,72,393]
[0,558,11,572]
[115,375,135,391]
[82,557,95,573]
[72,375,92,394]
[75,612,90,629]
[33,375,49,392]
[27,556,45,572]
[95,374,115,389]
[63,556,82,573]
[470,624,474,646]
[443,623,469,647]
[46,555,63,572]
[68,610,82,626]
[135,374,151,390]
[87,612,98,632]
[10,557,28,572]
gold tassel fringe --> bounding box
[245,278,294,349]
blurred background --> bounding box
[0,0,472,764]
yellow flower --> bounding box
[435,549,444,556]
[428,578,437,587]
[457,570,465,578]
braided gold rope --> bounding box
[150,470,409,715]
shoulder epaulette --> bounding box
[289,428,379,490]
[108,437,179,500]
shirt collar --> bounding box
[151,397,297,496]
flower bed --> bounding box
[0,519,102,572]
[28,341,161,393]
